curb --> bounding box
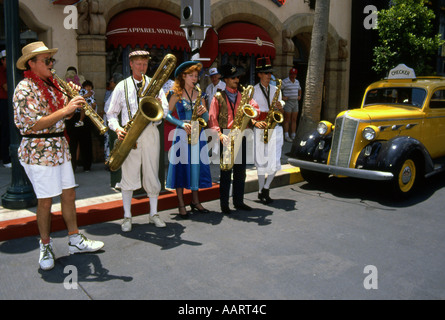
[0,167,302,242]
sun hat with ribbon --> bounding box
[16,41,58,70]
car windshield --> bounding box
[364,87,426,108]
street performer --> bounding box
[252,57,284,204]
[13,41,104,271]
[208,63,259,214]
[106,50,169,232]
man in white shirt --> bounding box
[107,50,169,232]
[281,68,302,142]
[205,67,226,109]
[251,57,284,204]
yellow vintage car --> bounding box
[288,65,445,197]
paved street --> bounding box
[1,172,445,302]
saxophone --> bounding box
[220,85,258,171]
[51,69,108,135]
[263,79,283,143]
[188,84,207,145]
[106,54,177,171]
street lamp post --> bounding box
[1,0,37,209]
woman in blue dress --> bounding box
[166,61,212,218]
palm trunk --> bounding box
[295,0,330,141]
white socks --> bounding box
[149,196,158,217]
[258,172,276,191]
[264,173,275,189]
[122,190,159,217]
[122,189,133,218]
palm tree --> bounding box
[294,0,330,142]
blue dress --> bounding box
[166,94,212,191]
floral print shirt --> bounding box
[13,78,70,166]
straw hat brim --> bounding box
[16,48,58,70]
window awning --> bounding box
[106,9,191,51]
[218,22,276,58]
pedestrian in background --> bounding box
[281,67,301,142]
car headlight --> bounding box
[316,121,333,136]
[362,126,380,141]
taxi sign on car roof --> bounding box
[387,64,416,79]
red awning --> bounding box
[218,22,276,58]
[199,28,219,68]
[106,9,190,51]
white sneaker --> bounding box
[121,217,132,232]
[74,121,84,127]
[68,233,104,254]
[149,214,166,228]
[39,239,55,271]
[3,163,12,168]
[285,136,293,142]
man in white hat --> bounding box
[205,67,226,110]
[107,50,169,232]
[13,41,105,271]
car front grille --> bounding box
[329,115,359,167]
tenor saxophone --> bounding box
[188,84,207,145]
[263,79,284,143]
[106,54,177,172]
[220,85,258,171]
[51,69,108,135]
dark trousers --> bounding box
[66,112,92,171]
[219,137,247,208]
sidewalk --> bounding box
[0,140,302,241]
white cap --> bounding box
[209,67,219,76]
[0,50,6,59]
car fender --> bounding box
[375,136,434,175]
[290,130,332,163]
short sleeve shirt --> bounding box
[13,78,70,166]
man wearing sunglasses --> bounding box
[13,41,104,271]
[208,63,259,214]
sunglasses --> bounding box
[231,76,240,79]
[38,57,56,66]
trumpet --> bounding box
[51,69,108,135]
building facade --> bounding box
[1,0,352,119]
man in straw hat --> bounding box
[251,57,284,204]
[13,41,104,271]
[107,50,169,232]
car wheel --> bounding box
[300,169,330,184]
[391,156,420,197]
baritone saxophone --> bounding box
[106,54,177,172]
[220,85,258,171]
[263,78,283,143]
[51,69,108,135]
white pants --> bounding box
[120,123,161,197]
[254,126,283,175]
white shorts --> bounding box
[20,160,77,199]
